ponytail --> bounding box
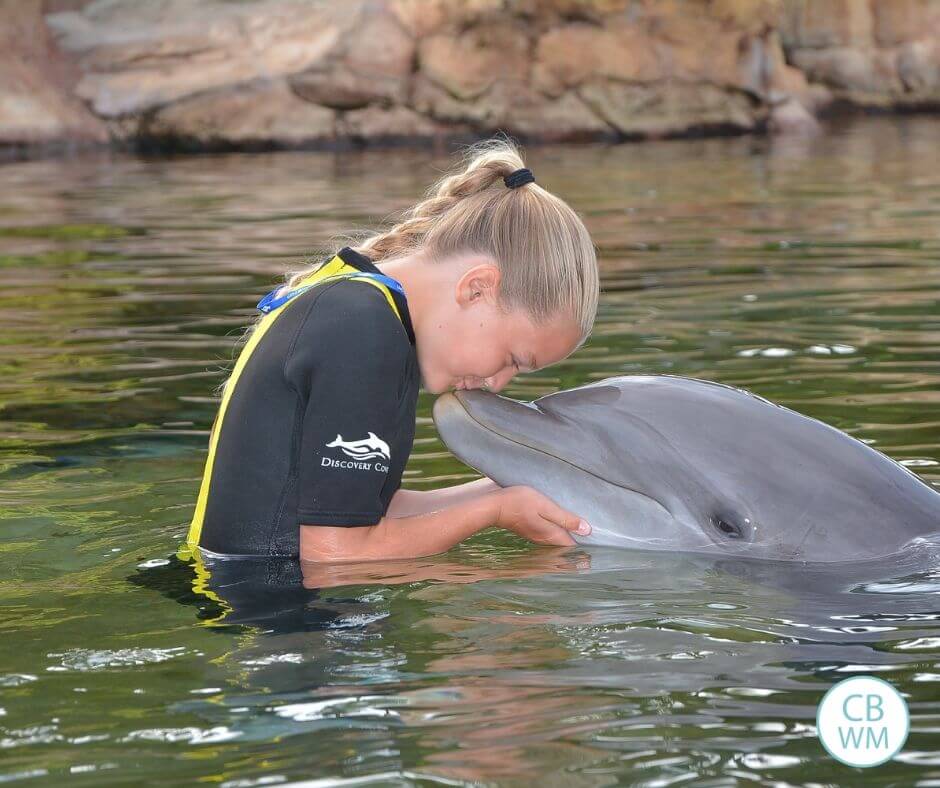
[297,135,599,342]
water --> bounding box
[1,117,939,786]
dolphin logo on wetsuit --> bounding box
[326,432,391,462]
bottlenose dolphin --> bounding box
[432,375,940,562]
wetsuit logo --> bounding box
[325,432,391,462]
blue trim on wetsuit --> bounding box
[257,272,406,314]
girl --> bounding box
[186,137,599,563]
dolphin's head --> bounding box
[432,376,940,562]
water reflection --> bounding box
[157,544,940,784]
[1,116,939,785]
[128,547,591,631]
[302,547,591,589]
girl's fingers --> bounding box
[541,507,591,536]
[574,519,591,535]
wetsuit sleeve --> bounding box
[285,283,411,527]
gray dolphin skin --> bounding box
[432,375,940,562]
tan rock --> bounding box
[790,46,900,96]
[290,9,415,110]
[0,0,105,145]
[646,4,726,49]
[410,74,483,124]
[929,0,940,33]
[409,73,514,125]
[645,8,746,87]
[533,8,783,96]
[775,61,811,96]
[419,24,530,101]
[872,0,930,47]
[345,9,415,83]
[897,39,940,94]
[738,30,790,97]
[389,0,449,37]
[498,89,614,139]
[411,73,610,139]
[744,28,827,112]
[142,79,336,146]
[780,0,873,49]
[546,0,632,14]
[768,95,821,135]
[47,0,360,117]
[578,79,760,137]
[391,0,632,34]
[0,62,102,145]
[290,71,386,111]
[512,0,632,23]
[389,0,504,36]
[709,0,783,33]
[662,33,747,88]
[339,105,465,140]
[533,22,660,97]
[533,25,597,95]
[12,0,940,155]
[770,60,823,109]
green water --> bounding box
[1,117,939,786]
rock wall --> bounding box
[2,0,939,155]
[0,0,105,150]
[782,0,940,109]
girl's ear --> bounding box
[455,262,501,307]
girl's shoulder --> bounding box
[298,275,410,339]
[283,276,416,383]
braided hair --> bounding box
[296,135,599,343]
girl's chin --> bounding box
[419,371,452,395]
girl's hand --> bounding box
[492,486,591,546]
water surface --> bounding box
[1,117,939,786]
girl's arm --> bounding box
[385,477,500,518]
[300,486,590,563]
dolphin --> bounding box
[432,375,940,562]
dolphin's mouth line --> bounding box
[447,393,674,520]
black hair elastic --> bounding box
[504,168,535,189]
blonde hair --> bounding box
[293,136,599,344]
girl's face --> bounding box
[416,261,584,395]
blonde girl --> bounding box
[186,137,599,562]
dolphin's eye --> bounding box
[711,515,743,539]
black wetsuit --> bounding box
[186,247,420,557]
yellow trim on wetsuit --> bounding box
[182,254,403,554]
